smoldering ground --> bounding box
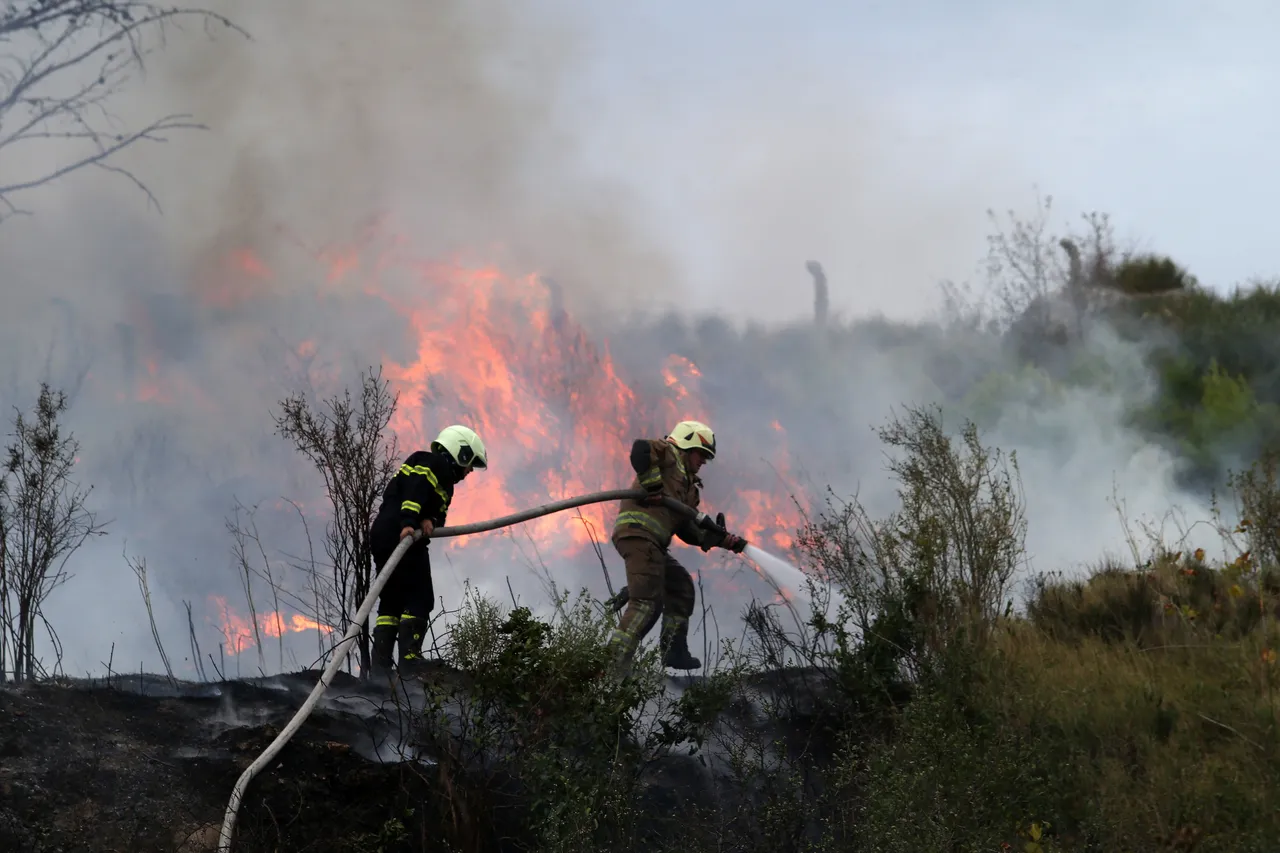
[0,1,1215,681]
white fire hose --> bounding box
[217,488,707,851]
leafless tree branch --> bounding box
[0,1,248,220]
[124,542,175,685]
[225,499,268,674]
[274,365,400,678]
[182,598,207,681]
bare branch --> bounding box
[0,1,249,219]
[182,599,207,682]
[124,542,174,686]
[225,498,267,674]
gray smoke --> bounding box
[0,2,1214,680]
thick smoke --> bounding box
[113,0,680,317]
[0,2,1214,680]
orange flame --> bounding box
[209,595,333,657]
[661,355,706,420]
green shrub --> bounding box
[415,590,662,851]
[1111,253,1193,295]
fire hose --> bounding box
[217,488,716,852]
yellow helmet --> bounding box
[432,424,488,470]
[667,420,716,459]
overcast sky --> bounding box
[528,1,1280,321]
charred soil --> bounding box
[0,669,519,853]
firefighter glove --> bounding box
[699,512,728,551]
[722,532,748,553]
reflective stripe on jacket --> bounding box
[374,449,457,533]
[613,438,704,549]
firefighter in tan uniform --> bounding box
[606,420,748,676]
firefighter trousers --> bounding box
[606,535,695,675]
[370,526,435,669]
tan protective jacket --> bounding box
[612,438,706,549]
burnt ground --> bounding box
[0,666,521,853]
[0,664,745,853]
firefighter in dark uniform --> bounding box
[606,419,748,677]
[369,424,488,678]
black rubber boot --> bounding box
[370,621,398,680]
[397,616,429,677]
[660,616,701,671]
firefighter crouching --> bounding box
[607,419,748,677]
[368,424,488,678]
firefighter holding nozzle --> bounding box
[606,420,748,676]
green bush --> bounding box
[410,586,750,852]
[1110,253,1193,295]
[417,590,653,851]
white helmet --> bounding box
[667,420,716,460]
[432,424,488,470]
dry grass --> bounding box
[1027,553,1280,648]
[980,556,1280,850]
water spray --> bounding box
[742,543,845,621]
[217,487,702,852]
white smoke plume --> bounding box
[0,1,1215,680]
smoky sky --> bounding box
[0,1,1217,680]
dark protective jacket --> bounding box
[612,438,707,550]
[372,449,458,541]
